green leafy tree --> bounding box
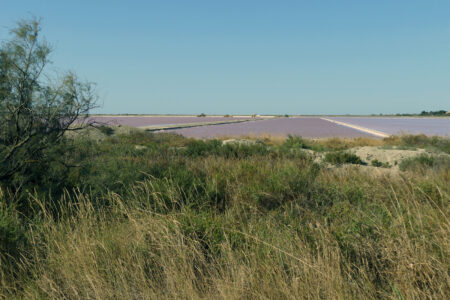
[0,18,96,186]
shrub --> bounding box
[281,135,325,152]
[184,139,222,157]
[383,135,450,154]
[371,159,390,168]
[399,154,450,172]
[97,125,115,136]
[282,135,309,149]
[324,151,364,165]
[0,19,95,186]
[181,139,269,159]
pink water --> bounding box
[170,117,371,138]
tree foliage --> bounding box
[0,18,96,186]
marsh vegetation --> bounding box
[1,130,449,299]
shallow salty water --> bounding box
[82,116,449,138]
[328,117,450,137]
[171,117,371,138]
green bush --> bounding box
[371,159,390,168]
[281,135,325,152]
[399,154,450,172]
[97,125,115,136]
[384,135,450,154]
[182,139,269,158]
[324,151,364,165]
[0,19,95,189]
[282,135,309,149]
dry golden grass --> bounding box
[0,165,446,299]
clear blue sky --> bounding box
[1,0,449,115]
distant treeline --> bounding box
[372,110,448,116]
[398,110,448,116]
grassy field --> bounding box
[1,130,449,299]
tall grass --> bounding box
[1,132,449,299]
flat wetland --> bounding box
[172,117,371,138]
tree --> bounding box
[0,18,96,186]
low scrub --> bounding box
[371,159,390,168]
[324,151,364,165]
[0,132,449,299]
[384,134,450,154]
[96,124,115,136]
[400,154,450,173]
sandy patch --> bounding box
[349,146,448,168]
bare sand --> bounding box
[350,146,430,167]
